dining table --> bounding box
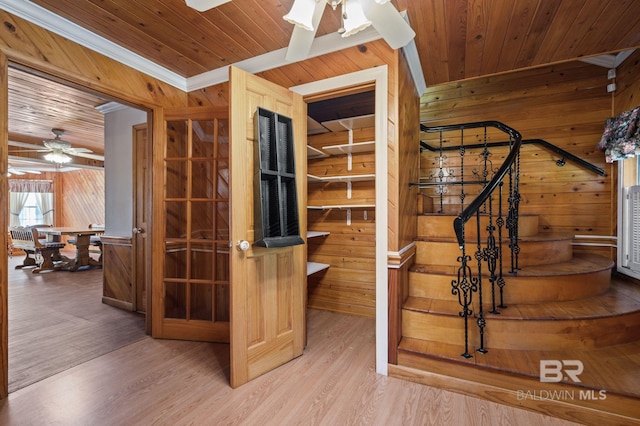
[36,227,104,272]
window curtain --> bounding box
[597,106,640,163]
[9,192,29,227]
[8,179,53,193]
[8,180,54,227]
[35,192,54,225]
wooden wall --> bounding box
[420,60,615,259]
[388,48,420,363]
[615,50,640,115]
[59,169,105,229]
[307,126,376,317]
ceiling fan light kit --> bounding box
[283,0,415,61]
[44,151,73,164]
[283,0,320,31]
[341,0,372,37]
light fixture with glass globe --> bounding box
[40,128,93,164]
[44,150,73,164]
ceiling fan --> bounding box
[9,128,97,164]
[185,0,415,62]
[283,0,415,61]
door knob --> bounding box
[133,227,144,234]
[237,240,250,251]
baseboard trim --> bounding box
[102,296,133,311]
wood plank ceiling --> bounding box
[6,0,640,169]
[29,0,640,84]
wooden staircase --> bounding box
[392,212,640,424]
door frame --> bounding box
[290,66,389,375]
[0,55,157,397]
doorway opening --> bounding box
[6,64,150,392]
[292,66,389,375]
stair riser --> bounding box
[414,240,573,267]
[402,310,640,350]
[409,269,611,303]
[418,214,539,239]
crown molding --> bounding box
[186,26,385,91]
[95,101,129,114]
[0,0,187,90]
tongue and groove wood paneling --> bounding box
[420,60,615,259]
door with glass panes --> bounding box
[153,106,230,342]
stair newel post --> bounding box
[452,217,478,359]
[496,181,507,309]
[475,210,488,354]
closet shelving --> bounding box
[306,113,376,274]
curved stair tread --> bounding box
[515,253,614,277]
[410,253,614,277]
[404,279,640,321]
[414,231,575,244]
[397,337,640,402]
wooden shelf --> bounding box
[307,204,375,210]
[307,261,330,276]
[307,173,375,183]
[307,231,330,238]
[322,141,375,155]
[321,114,375,132]
[307,145,327,159]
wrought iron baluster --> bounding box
[497,182,507,309]
[506,136,521,274]
[484,194,500,315]
[437,130,446,213]
[475,210,487,353]
[451,229,478,358]
[459,128,466,212]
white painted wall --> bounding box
[103,105,147,237]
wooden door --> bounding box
[229,66,307,388]
[133,123,150,327]
[152,106,231,342]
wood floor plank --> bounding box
[7,254,146,392]
[0,307,578,425]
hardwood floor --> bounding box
[0,305,577,425]
[7,253,146,393]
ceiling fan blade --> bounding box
[185,0,231,12]
[66,147,93,154]
[9,141,49,150]
[361,0,415,49]
[9,167,41,175]
[72,151,105,161]
[284,1,325,62]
